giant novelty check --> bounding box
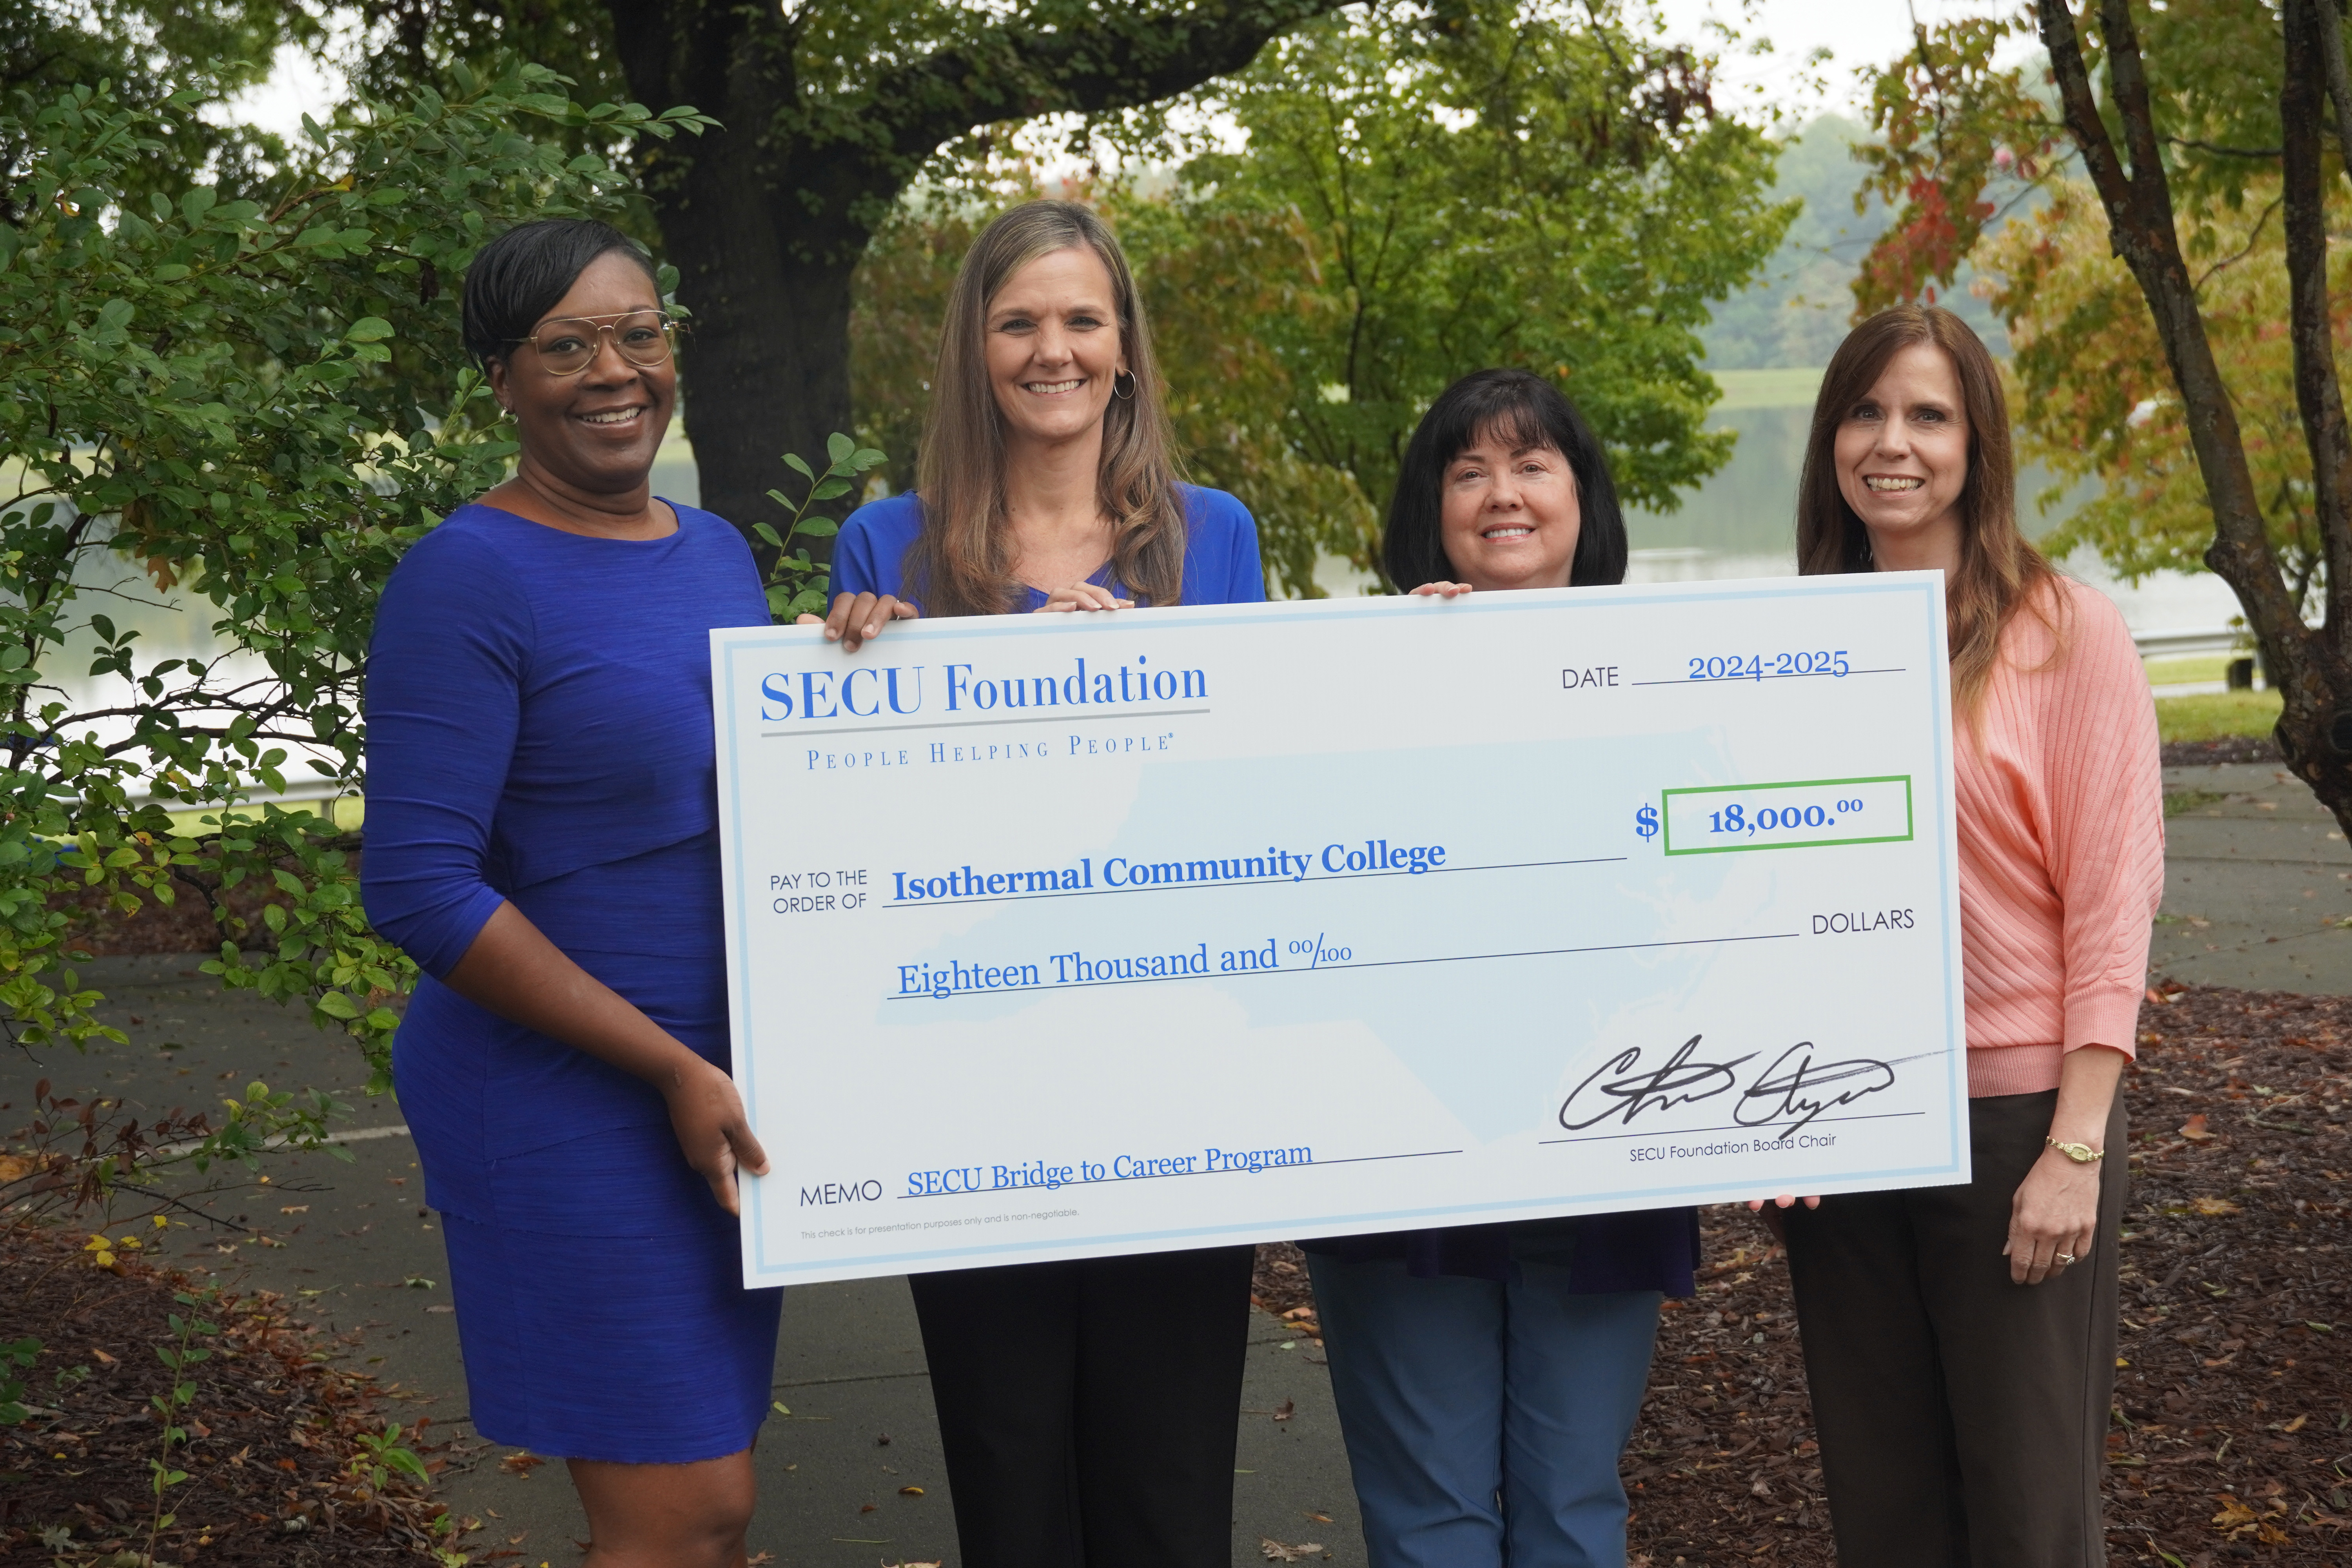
[712,573,1969,1286]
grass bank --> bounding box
[2156,688,2279,744]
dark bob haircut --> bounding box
[460,218,658,367]
[1381,368,1628,591]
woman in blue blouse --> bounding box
[827,199,1265,1568]
[1301,369,1699,1568]
[363,220,780,1567]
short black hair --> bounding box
[460,219,659,366]
[1382,368,1630,591]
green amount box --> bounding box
[1660,775,1914,856]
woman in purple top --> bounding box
[824,199,1265,1568]
[1299,368,1700,1568]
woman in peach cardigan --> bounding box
[1759,305,2163,1568]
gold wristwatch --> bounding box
[2046,1138,2105,1163]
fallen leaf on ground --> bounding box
[499,1451,544,1477]
[898,1485,924,1496]
[2194,1196,2243,1215]
[2181,1113,2214,1141]
[859,1502,878,1513]
[2214,1496,2259,1527]
[1305,1511,1333,1523]
[1260,1540,1326,1563]
[1272,1398,1295,1421]
[2283,1414,2309,1432]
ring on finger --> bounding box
[2054,1251,2076,1266]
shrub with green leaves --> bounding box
[0,63,710,1212]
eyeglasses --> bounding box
[509,310,678,376]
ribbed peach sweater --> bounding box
[1956,577,2165,1097]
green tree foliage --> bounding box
[0,64,708,1212]
[1151,0,1793,575]
[2,0,322,203]
[1116,198,1383,597]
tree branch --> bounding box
[2193,194,2283,291]
[2283,0,2352,637]
[2166,138,2281,159]
[871,0,1352,169]
[2033,0,2297,654]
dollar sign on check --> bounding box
[1634,804,1659,840]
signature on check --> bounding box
[1557,1034,1897,1137]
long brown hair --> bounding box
[1796,304,2061,711]
[907,200,1187,616]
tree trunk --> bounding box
[603,0,870,554]
[650,147,863,541]
[2272,0,2352,821]
[2036,0,2352,835]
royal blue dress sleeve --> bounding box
[1179,486,1266,606]
[833,494,923,602]
[361,527,529,979]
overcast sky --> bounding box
[1652,0,2024,121]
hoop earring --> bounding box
[1112,369,1137,401]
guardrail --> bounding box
[2133,627,2243,659]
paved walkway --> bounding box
[15,753,2343,1565]
[2150,760,2352,993]
[23,956,1359,1565]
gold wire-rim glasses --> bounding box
[509,309,679,376]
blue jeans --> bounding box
[1307,1252,1662,1568]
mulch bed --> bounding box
[2165,736,2281,767]
[1252,980,2352,1567]
[0,1221,456,1564]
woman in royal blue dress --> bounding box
[363,219,824,1567]
[824,198,1264,1568]
[1299,368,1700,1568]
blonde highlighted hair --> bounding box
[1797,304,2062,711]
[908,200,1187,616]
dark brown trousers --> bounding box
[1783,1089,2128,1568]
[908,1244,1255,1568]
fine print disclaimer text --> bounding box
[800,1207,1080,1241]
